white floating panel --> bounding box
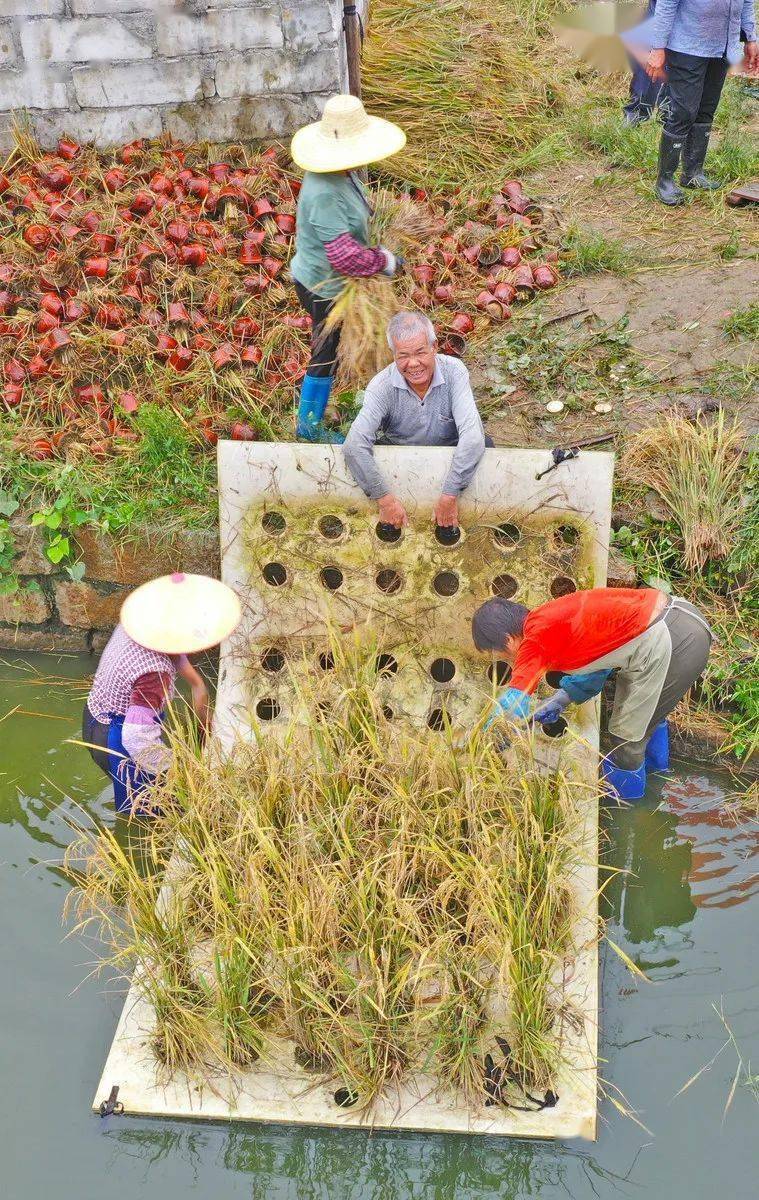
[94,443,614,1141]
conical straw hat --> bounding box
[291,94,406,173]
[120,573,241,655]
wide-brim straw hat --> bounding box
[120,573,241,655]
[291,94,406,173]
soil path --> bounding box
[481,156,758,448]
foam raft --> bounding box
[93,443,614,1140]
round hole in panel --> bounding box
[262,510,286,535]
[488,661,511,686]
[256,698,281,721]
[493,522,521,549]
[376,521,403,544]
[433,571,460,597]
[260,647,285,674]
[334,1087,359,1108]
[318,650,335,671]
[554,524,580,548]
[262,562,287,587]
[382,705,394,721]
[430,657,456,684]
[376,568,403,595]
[550,575,577,598]
[491,574,517,599]
[375,653,398,677]
[318,514,345,541]
[427,707,447,731]
[434,524,461,546]
[320,565,343,591]
[539,715,568,739]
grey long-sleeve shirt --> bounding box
[342,355,486,500]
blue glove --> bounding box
[558,670,612,705]
[533,688,571,726]
[484,686,531,730]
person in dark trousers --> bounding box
[289,95,406,444]
[623,1,670,125]
[646,0,758,205]
[470,587,714,801]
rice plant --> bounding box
[64,636,592,1112]
[621,412,746,572]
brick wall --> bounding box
[0,1,360,150]
[0,516,218,651]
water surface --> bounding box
[1,652,757,1198]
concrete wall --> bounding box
[0,1,359,150]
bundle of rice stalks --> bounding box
[64,636,590,1111]
[363,0,570,188]
[324,275,401,389]
[621,413,745,572]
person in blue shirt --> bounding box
[645,0,757,204]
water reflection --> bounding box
[663,774,759,910]
[603,803,696,948]
[103,1120,639,1199]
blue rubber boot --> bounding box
[601,757,647,802]
[645,720,670,771]
[296,374,344,444]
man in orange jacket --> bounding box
[471,587,713,800]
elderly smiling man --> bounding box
[342,312,490,528]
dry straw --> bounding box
[362,1,570,188]
[64,636,591,1110]
[324,188,446,389]
[621,412,745,572]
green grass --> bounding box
[722,302,759,341]
[481,308,653,418]
[0,405,216,587]
[561,225,639,276]
[571,81,759,187]
[613,440,757,760]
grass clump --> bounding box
[621,412,745,572]
[613,438,756,760]
[561,226,638,276]
[65,638,589,1110]
[722,302,759,341]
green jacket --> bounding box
[290,170,371,300]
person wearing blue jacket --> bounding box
[645,0,758,204]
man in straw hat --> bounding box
[83,573,241,814]
[289,94,406,443]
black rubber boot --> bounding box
[681,122,721,189]
[655,131,685,206]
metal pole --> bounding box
[342,1,363,98]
